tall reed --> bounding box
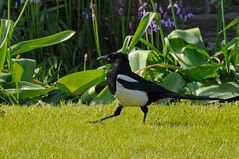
[91,0,101,58]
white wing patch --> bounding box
[114,74,148,107]
[117,74,138,82]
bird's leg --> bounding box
[140,106,148,123]
[89,103,123,123]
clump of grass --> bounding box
[1,102,239,158]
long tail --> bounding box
[162,93,222,101]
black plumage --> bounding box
[90,52,222,123]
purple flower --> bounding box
[139,0,193,30]
[161,12,174,28]
[148,20,159,35]
[161,18,174,28]
[151,20,159,32]
[187,13,193,18]
[15,0,18,8]
[182,13,193,22]
[138,0,148,16]
[167,1,182,14]
[169,20,175,28]
[173,3,181,14]
[160,19,167,27]
[159,6,164,14]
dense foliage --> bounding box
[0,0,239,105]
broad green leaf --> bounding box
[167,28,208,68]
[128,12,156,51]
[4,81,56,99]
[57,69,106,95]
[80,81,107,104]
[168,28,205,49]
[161,72,186,93]
[156,72,186,104]
[196,82,239,99]
[182,44,210,58]
[170,48,206,68]
[128,50,153,72]
[0,19,13,72]
[10,30,75,56]
[186,81,204,95]
[168,30,198,46]
[80,85,98,104]
[12,58,36,82]
[12,62,23,83]
[90,86,114,105]
[178,64,222,81]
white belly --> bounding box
[114,81,148,107]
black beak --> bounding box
[97,55,108,61]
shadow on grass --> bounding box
[152,120,209,127]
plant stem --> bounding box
[84,53,88,71]
[145,31,149,50]
[221,0,227,44]
[91,0,101,58]
[14,0,30,27]
[6,0,12,71]
[150,0,165,50]
[220,0,230,74]
[215,5,222,50]
[7,0,10,19]
[169,0,179,29]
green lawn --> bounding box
[1,102,239,158]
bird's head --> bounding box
[97,52,128,64]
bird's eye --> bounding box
[107,57,111,61]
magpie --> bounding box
[90,52,222,123]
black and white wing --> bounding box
[117,73,174,94]
[114,74,149,107]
